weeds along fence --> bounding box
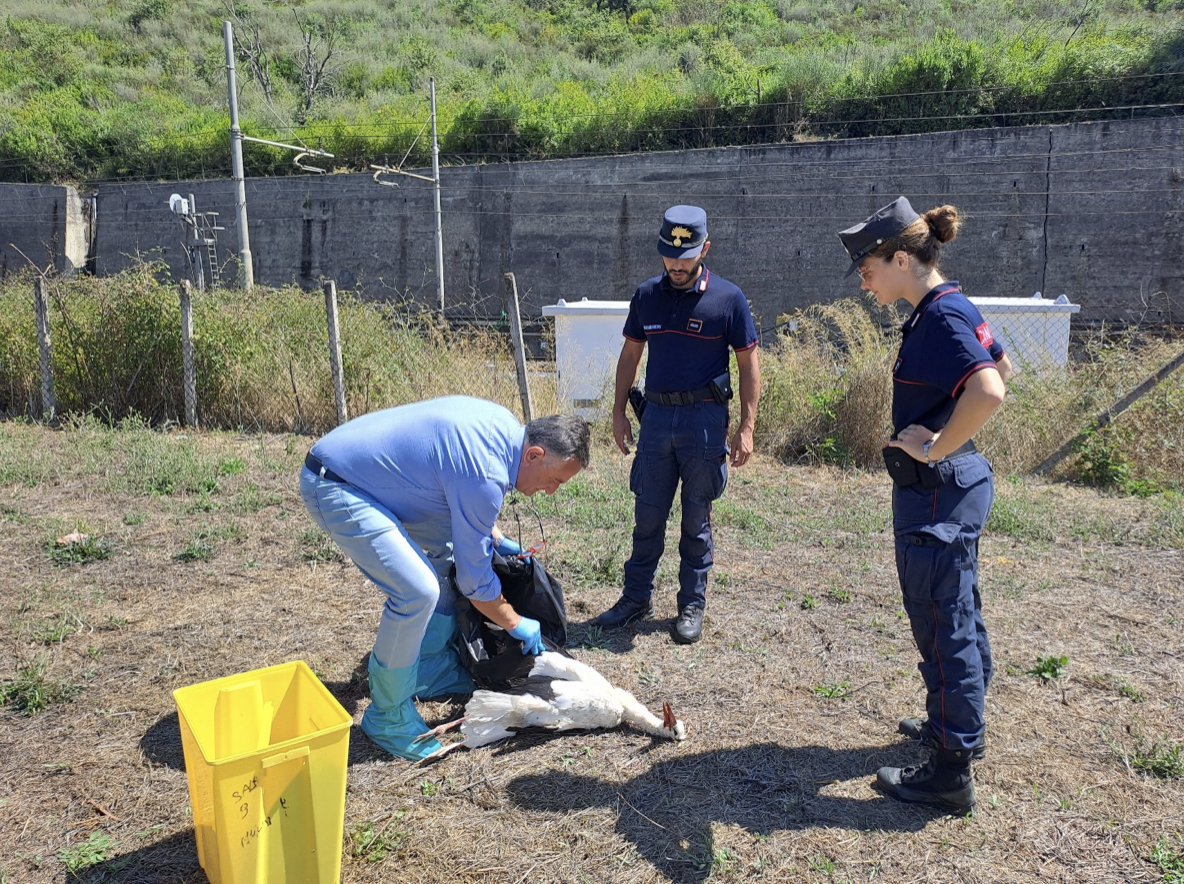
[1,264,1182,492]
[0,264,561,436]
[756,297,1184,491]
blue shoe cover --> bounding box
[414,613,475,699]
[360,654,442,761]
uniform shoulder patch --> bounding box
[975,322,994,348]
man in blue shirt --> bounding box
[300,397,589,760]
[591,205,761,644]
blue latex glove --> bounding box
[494,535,522,557]
[494,535,532,562]
[507,616,545,655]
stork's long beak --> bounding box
[662,701,676,729]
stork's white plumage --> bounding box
[416,650,687,760]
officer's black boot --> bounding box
[875,744,977,815]
[898,717,987,761]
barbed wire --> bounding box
[99,69,1184,136]
[0,68,1179,181]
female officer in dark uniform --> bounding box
[838,197,1013,815]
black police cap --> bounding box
[837,197,921,277]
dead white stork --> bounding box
[415,649,687,760]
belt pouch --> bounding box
[919,461,946,489]
[708,372,733,404]
[882,446,920,487]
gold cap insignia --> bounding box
[670,225,693,247]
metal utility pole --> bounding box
[323,280,349,426]
[430,77,445,314]
[179,280,198,427]
[503,273,534,423]
[223,20,254,290]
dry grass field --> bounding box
[1,419,1182,884]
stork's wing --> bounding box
[528,650,614,690]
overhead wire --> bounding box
[1,67,1179,181]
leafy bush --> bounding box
[0,263,553,433]
[1,4,1181,179]
[1027,654,1069,680]
[757,298,895,466]
[58,831,111,875]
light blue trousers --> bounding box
[299,469,457,669]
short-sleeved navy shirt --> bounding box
[622,267,759,393]
[892,281,1005,435]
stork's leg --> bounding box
[418,741,467,763]
[413,717,466,743]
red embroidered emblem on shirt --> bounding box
[975,322,994,348]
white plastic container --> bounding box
[540,299,631,416]
[968,293,1081,370]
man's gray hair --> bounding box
[525,414,591,468]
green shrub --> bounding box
[757,298,895,466]
[3,658,82,714]
[3,5,1180,179]
[0,265,555,433]
[58,831,111,875]
[1027,654,1069,680]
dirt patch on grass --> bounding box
[1,424,1181,883]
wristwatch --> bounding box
[922,438,937,463]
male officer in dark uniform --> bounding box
[591,205,760,644]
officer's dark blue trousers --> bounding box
[892,453,995,754]
[623,400,729,611]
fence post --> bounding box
[323,280,348,426]
[503,272,533,423]
[179,279,198,428]
[33,277,56,424]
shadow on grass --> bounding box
[568,614,709,653]
[72,829,204,883]
[506,741,937,884]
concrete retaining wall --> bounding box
[0,184,88,280]
[3,117,1180,327]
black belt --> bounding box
[883,439,977,488]
[644,385,716,407]
[304,452,349,484]
[941,439,978,460]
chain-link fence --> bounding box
[3,267,1182,487]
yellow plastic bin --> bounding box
[174,661,352,884]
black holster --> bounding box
[628,386,646,422]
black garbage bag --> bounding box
[453,552,569,690]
